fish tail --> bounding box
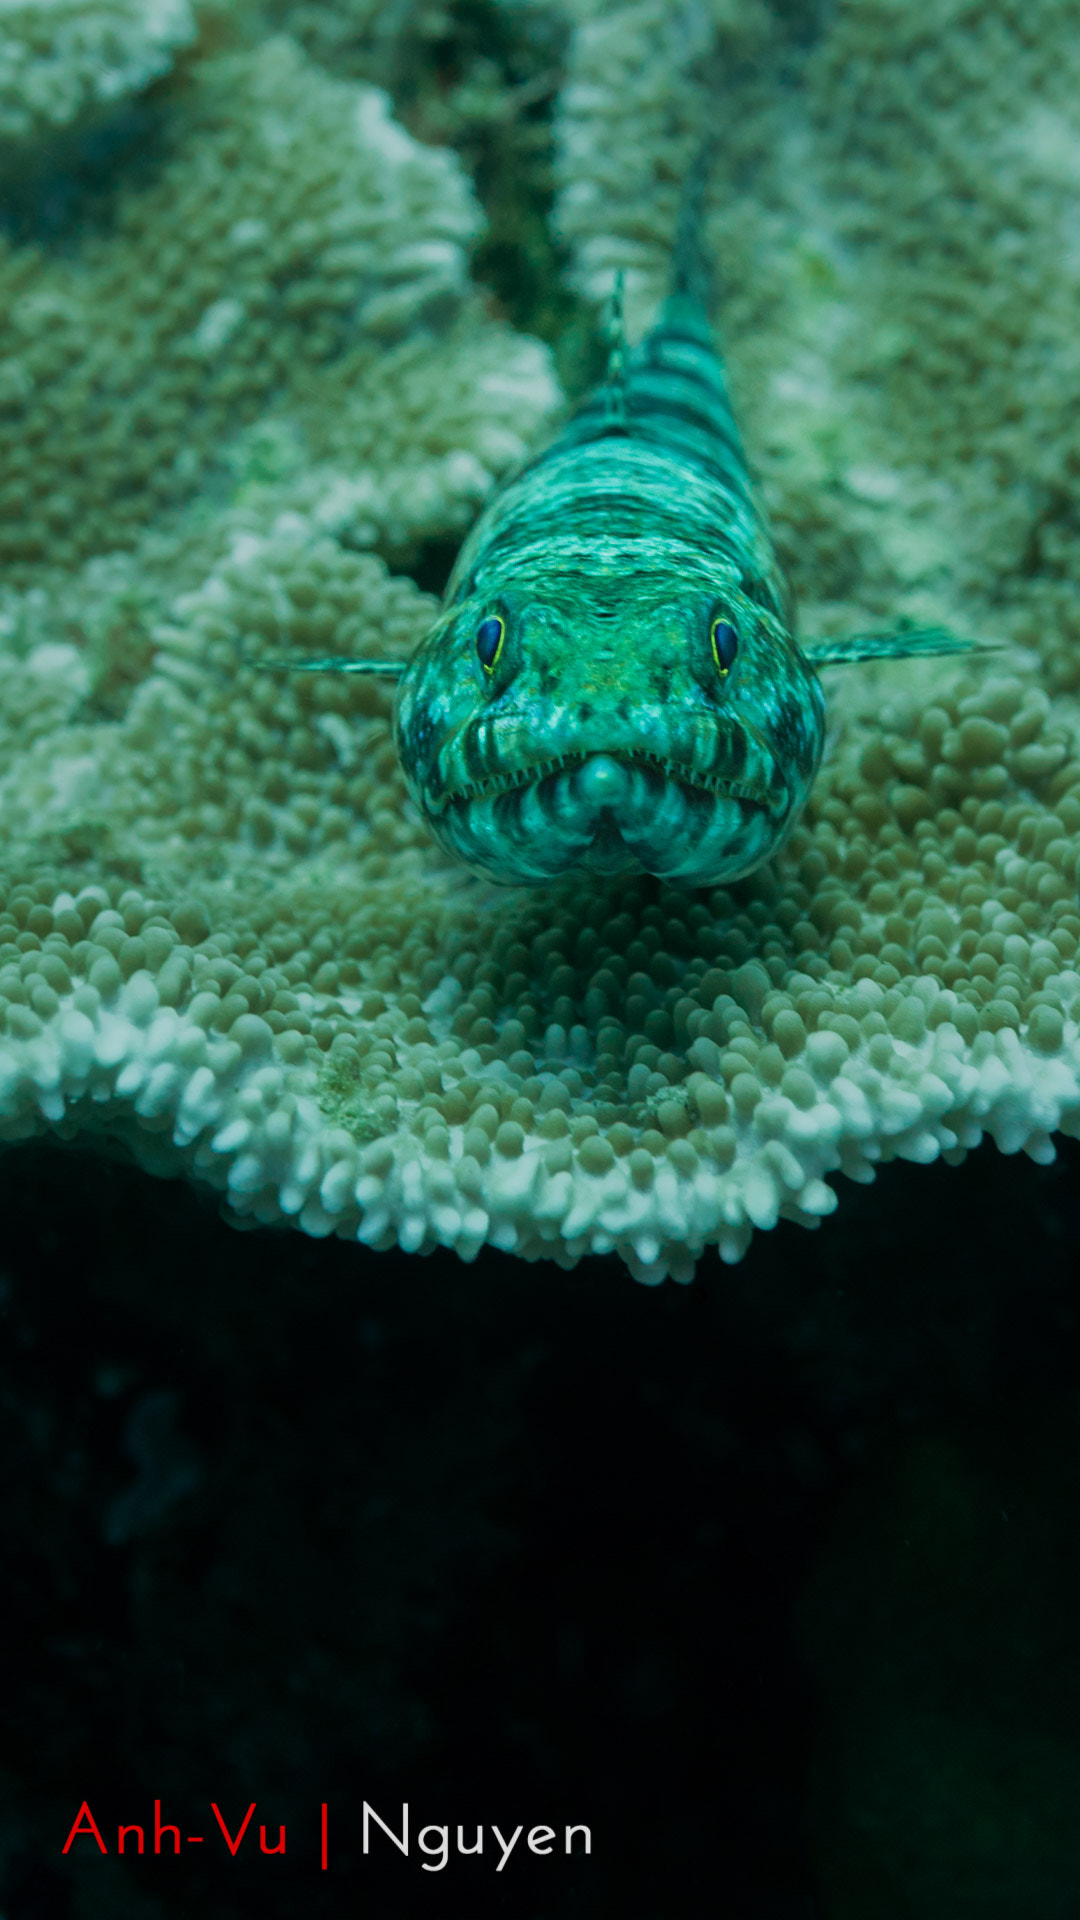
[617,131,749,504]
[667,129,719,319]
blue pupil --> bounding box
[713,620,738,671]
[476,616,503,669]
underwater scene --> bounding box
[2,0,1080,1912]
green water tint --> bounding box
[271,160,981,886]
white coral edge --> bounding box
[1,892,1077,1282]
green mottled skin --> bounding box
[395,282,825,886]
[284,174,978,886]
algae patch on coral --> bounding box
[2,0,1080,1280]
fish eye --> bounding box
[475,614,505,673]
[710,615,738,676]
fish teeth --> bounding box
[438,747,772,814]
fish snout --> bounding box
[570,753,634,813]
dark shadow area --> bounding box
[384,532,468,603]
[0,1135,1078,1916]
[0,89,178,248]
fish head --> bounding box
[393,555,825,886]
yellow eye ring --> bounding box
[710,615,739,677]
[476,613,505,673]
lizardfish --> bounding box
[278,157,978,886]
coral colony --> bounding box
[0,0,1079,1280]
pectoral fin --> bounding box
[802,625,993,666]
[254,655,406,678]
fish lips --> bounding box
[425,748,788,885]
[424,714,790,821]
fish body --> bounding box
[394,275,826,886]
[280,159,980,886]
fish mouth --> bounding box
[430,747,785,817]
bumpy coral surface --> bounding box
[2,0,1080,1281]
[0,0,196,148]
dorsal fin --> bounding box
[604,269,628,431]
